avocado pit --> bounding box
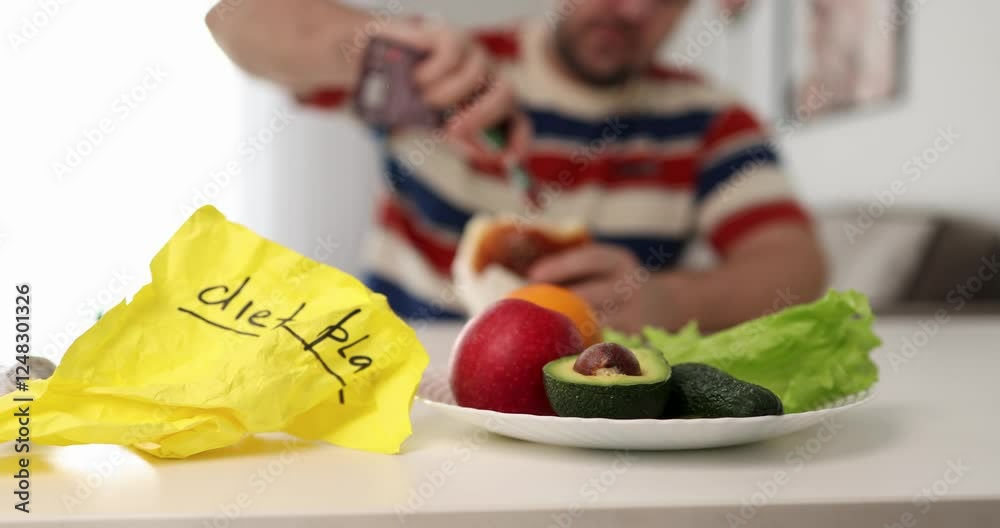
[572,343,642,377]
[542,344,672,419]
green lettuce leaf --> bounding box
[604,290,881,413]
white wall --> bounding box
[717,1,1000,225]
[238,81,382,276]
[778,1,1000,226]
[0,1,245,361]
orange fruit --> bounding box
[506,283,601,348]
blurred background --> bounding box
[2,0,998,361]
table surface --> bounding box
[3,316,999,528]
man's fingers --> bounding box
[413,29,466,87]
[422,46,489,108]
[379,21,435,52]
[527,245,623,285]
[442,78,525,164]
[445,133,497,164]
[447,79,514,136]
[504,112,532,164]
[444,113,529,165]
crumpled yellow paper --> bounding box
[0,206,429,458]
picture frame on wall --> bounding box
[779,0,908,124]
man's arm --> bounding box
[206,0,372,93]
[205,0,529,160]
[656,223,828,332]
[526,222,827,334]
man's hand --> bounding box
[206,1,528,163]
[527,243,667,333]
[525,223,828,334]
[206,0,364,92]
[382,21,530,165]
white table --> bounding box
[3,317,999,527]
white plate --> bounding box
[417,368,876,450]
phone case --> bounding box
[353,37,443,130]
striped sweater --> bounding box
[300,19,810,320]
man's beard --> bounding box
[554,23,637,88]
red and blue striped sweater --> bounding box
[299,19,810,320]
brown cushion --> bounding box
[901,218,1000,311]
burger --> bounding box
[452,214,590,315]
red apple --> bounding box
[450,298,584,415]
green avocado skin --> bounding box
[662,363,784,419]
[543,378,670,419]
[543,348,671,419]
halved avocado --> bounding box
[543,345,671,419]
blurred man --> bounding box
[207,0,827,332]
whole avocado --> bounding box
[662,363,783,419]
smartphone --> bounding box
[353,37,443,130]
